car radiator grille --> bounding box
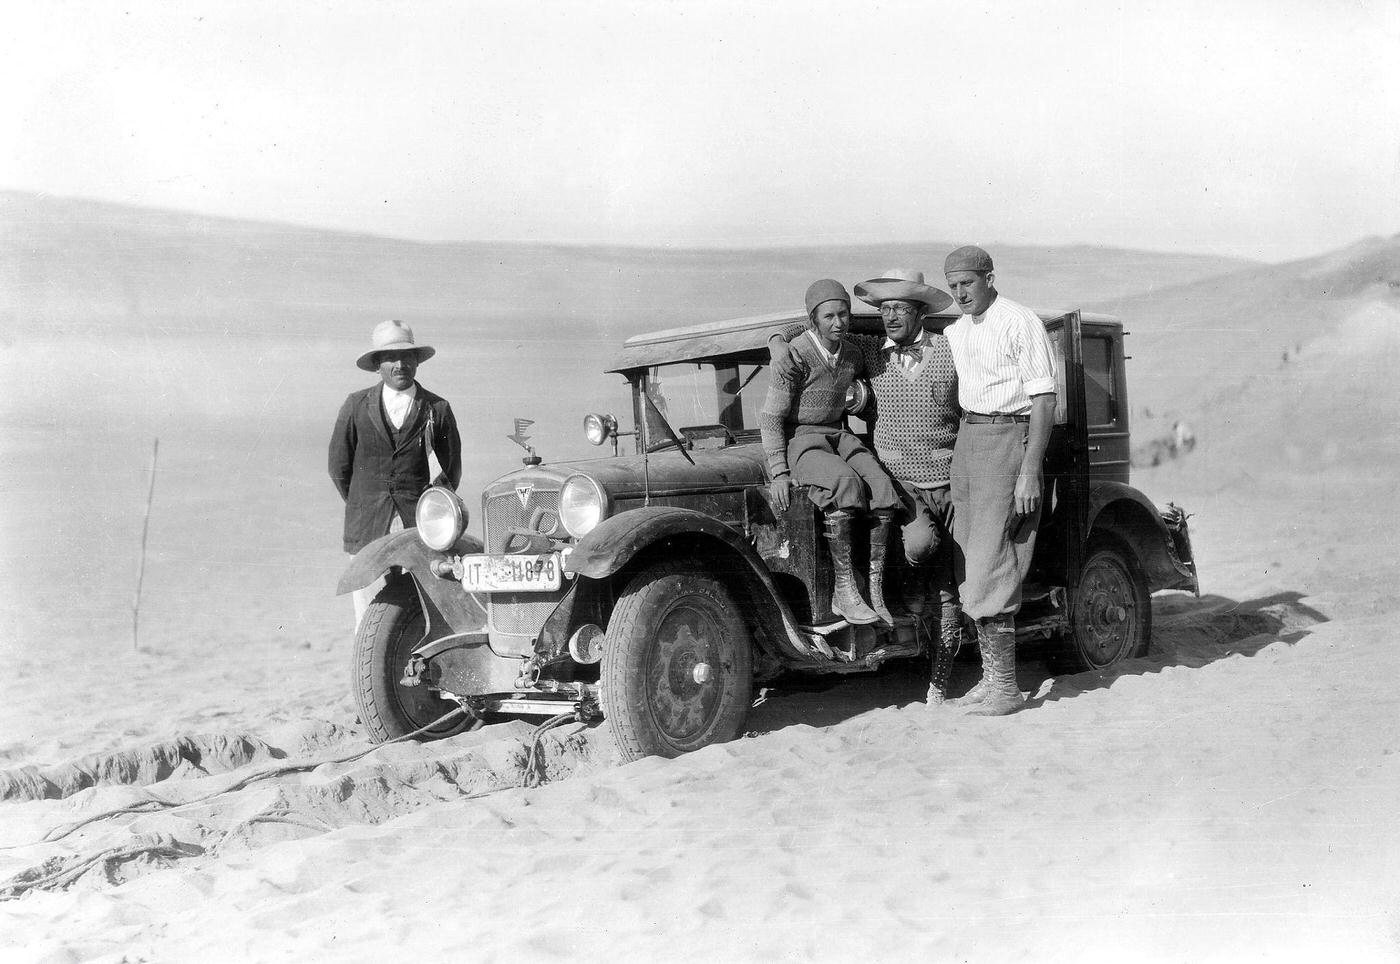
[483,480,566,639]
[483,488,562,553]
[490,591,566,636]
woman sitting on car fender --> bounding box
[758,279,900,627]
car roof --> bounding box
[609,307,1123,372]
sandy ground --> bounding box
[2,264,1399,959]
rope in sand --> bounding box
[522,714,579,788]
[0,833,202,900]
[14,708,477,850]
[1,708,588,899]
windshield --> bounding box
[641,359,771,445]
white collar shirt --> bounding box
[803,329,841,370]
[381,382,418,430]
[945,295,1058,415]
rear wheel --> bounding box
[353,576,472,742]
[602,563,754,761]
[1059,540,1151,672]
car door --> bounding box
[1037,311,1089,591]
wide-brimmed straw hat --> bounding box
[854,268,953,312]
[355,319,436,372]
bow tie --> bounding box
[890,343,922,360]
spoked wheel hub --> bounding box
[601,563,754,760]
[647,609,725,743]
[1067,543,1151,672]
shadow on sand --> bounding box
[743,590,1328,735]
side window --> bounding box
[1083,335,1116,426]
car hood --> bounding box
[484,441,768,499]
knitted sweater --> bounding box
[778,323,959,486]
[759,330,865,478]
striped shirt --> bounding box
[944,294,1056,415]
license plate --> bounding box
[459,553,562,593]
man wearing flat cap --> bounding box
[769,269,963,693]
[329,319,462,625]
[942,245,1057,716]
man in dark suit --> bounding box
[329,319,462,623]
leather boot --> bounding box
[825,511,879,625]
[867,511,895,626]
[947,623,989,708]
[965,617,1026,716]
[926,598,963,707]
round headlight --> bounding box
[415,487,467,551]
[559,474,606,538]
[584,413,617,446]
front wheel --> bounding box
[1059,540,1151,672]
[352,575,473,742]
[601,563,754,761]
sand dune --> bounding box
[2,199,1399,960]
[2,191,1259,340]
[1091,233,1400,434]
[1,584,1393,960]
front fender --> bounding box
[568,507,752,578]
[563,506,825,666]
[337,528,484,593]
[337,528,488,636]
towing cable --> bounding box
[2,707,479,853]
[0,708,594,899]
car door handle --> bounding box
[1087,444,1102,453]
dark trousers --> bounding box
[787,424,900,514]
[898,481,959,607]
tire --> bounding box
[601,562,754,761]
[352,576,472,742]
[1059,539,1151,672]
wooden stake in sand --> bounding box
[132,437,159,650]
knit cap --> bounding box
[804,279,850,316]
[943,245,994,275]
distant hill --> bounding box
[1089,233,1400,430]
[0,192,1260,340]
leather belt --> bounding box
[963,412,1030,424]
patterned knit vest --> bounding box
[865,336,959,486]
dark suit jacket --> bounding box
[328,382,463,553]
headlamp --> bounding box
[415,487,467,551]
[559,474,607,538]
[584,413,618,446]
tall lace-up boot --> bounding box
[866,511,895,626]
[947,626,989,708]
[824,511,879,625]
[926,598,963,707]
[965,616,1026,716]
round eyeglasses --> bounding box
[879,303,920,319]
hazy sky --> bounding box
[5,0,1398,261]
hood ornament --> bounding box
[507,417,542,466]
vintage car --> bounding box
[339,307,1199,761]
